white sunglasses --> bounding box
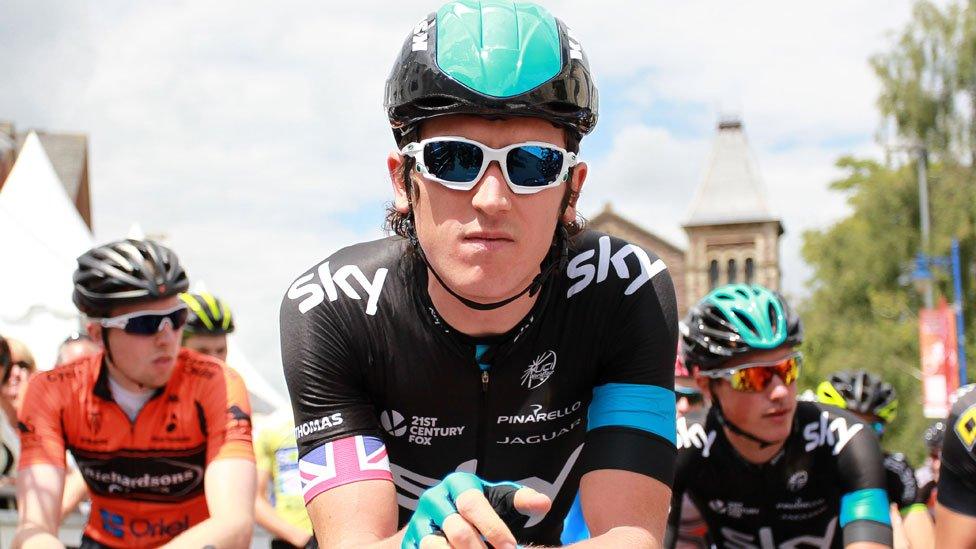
[95,304,189,335]
[400,136,578,195]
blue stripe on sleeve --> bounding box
[840,488,891,527]
[587,383,676,444]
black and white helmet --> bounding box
[816,370,899,423]
[73,239,189,317]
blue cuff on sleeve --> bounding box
[587,383,676,444]
[840,488,891,527]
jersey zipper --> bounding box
[476,368,490,477]
[474,344,491,477]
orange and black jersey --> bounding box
[18,348,253,548]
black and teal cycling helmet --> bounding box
[384,0,598,147]
[682,283,803,370]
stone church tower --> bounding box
[683,118,782,306]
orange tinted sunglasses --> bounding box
[701,353,802,392]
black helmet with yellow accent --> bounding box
[179,292,235,336]
[816,370,898,424]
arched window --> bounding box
[745,258,755,284]
[727,259,737,284]
[708,260,719,289]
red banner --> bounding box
[920,301,960,418]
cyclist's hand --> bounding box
[402,472,551,549]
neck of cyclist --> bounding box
[426,269,541,337]
[724,425,788,464]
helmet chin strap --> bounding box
[408,221,569,311]
[710,395,780,449]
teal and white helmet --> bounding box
[682,284,803,371]
[384,0,598,147]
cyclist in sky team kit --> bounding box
[280,1,679,547]
[669,284,893,549]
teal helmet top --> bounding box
[436,1,562,98]
[682,284,803,370]
[385,0,598,147]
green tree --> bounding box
[801,0,976,464]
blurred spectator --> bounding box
[675,346,707,419]
[0,336,14,489]
[55,332,100,366]
[1,336,37,508]
[1,336,36,429]
[255,414,316,548]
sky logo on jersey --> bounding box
[299,435,392,504]
[802,411,864,455]
[676,417,717,457]
[566,236,667,298]
[287,261,389,316]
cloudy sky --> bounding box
[1,1,925,396]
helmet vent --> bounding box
[767,303,779,335]
[732,310,759,338]
[412,95,462,111]
[544,101,583,114]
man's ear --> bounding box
[561,161,587,224]
[695,373,711,397]
[388,152,412,214]
[86,321,104,348]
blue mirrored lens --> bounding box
[506,146,564,187]
[423,141,483,183]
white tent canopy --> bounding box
[0,132,93,369]
[0,134,288,416]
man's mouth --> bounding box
[462,231,515,251]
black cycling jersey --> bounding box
[883,451,923,513]
[670,401,892,548]
[938,384,976,516]
[280,231,678,545]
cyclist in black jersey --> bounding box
[817,370,934,548]
[936,385,976,546]
[280,1,678,548]
[668,284,893,548]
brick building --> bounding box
[590,118,782,317]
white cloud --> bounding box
[1,0,933,395]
